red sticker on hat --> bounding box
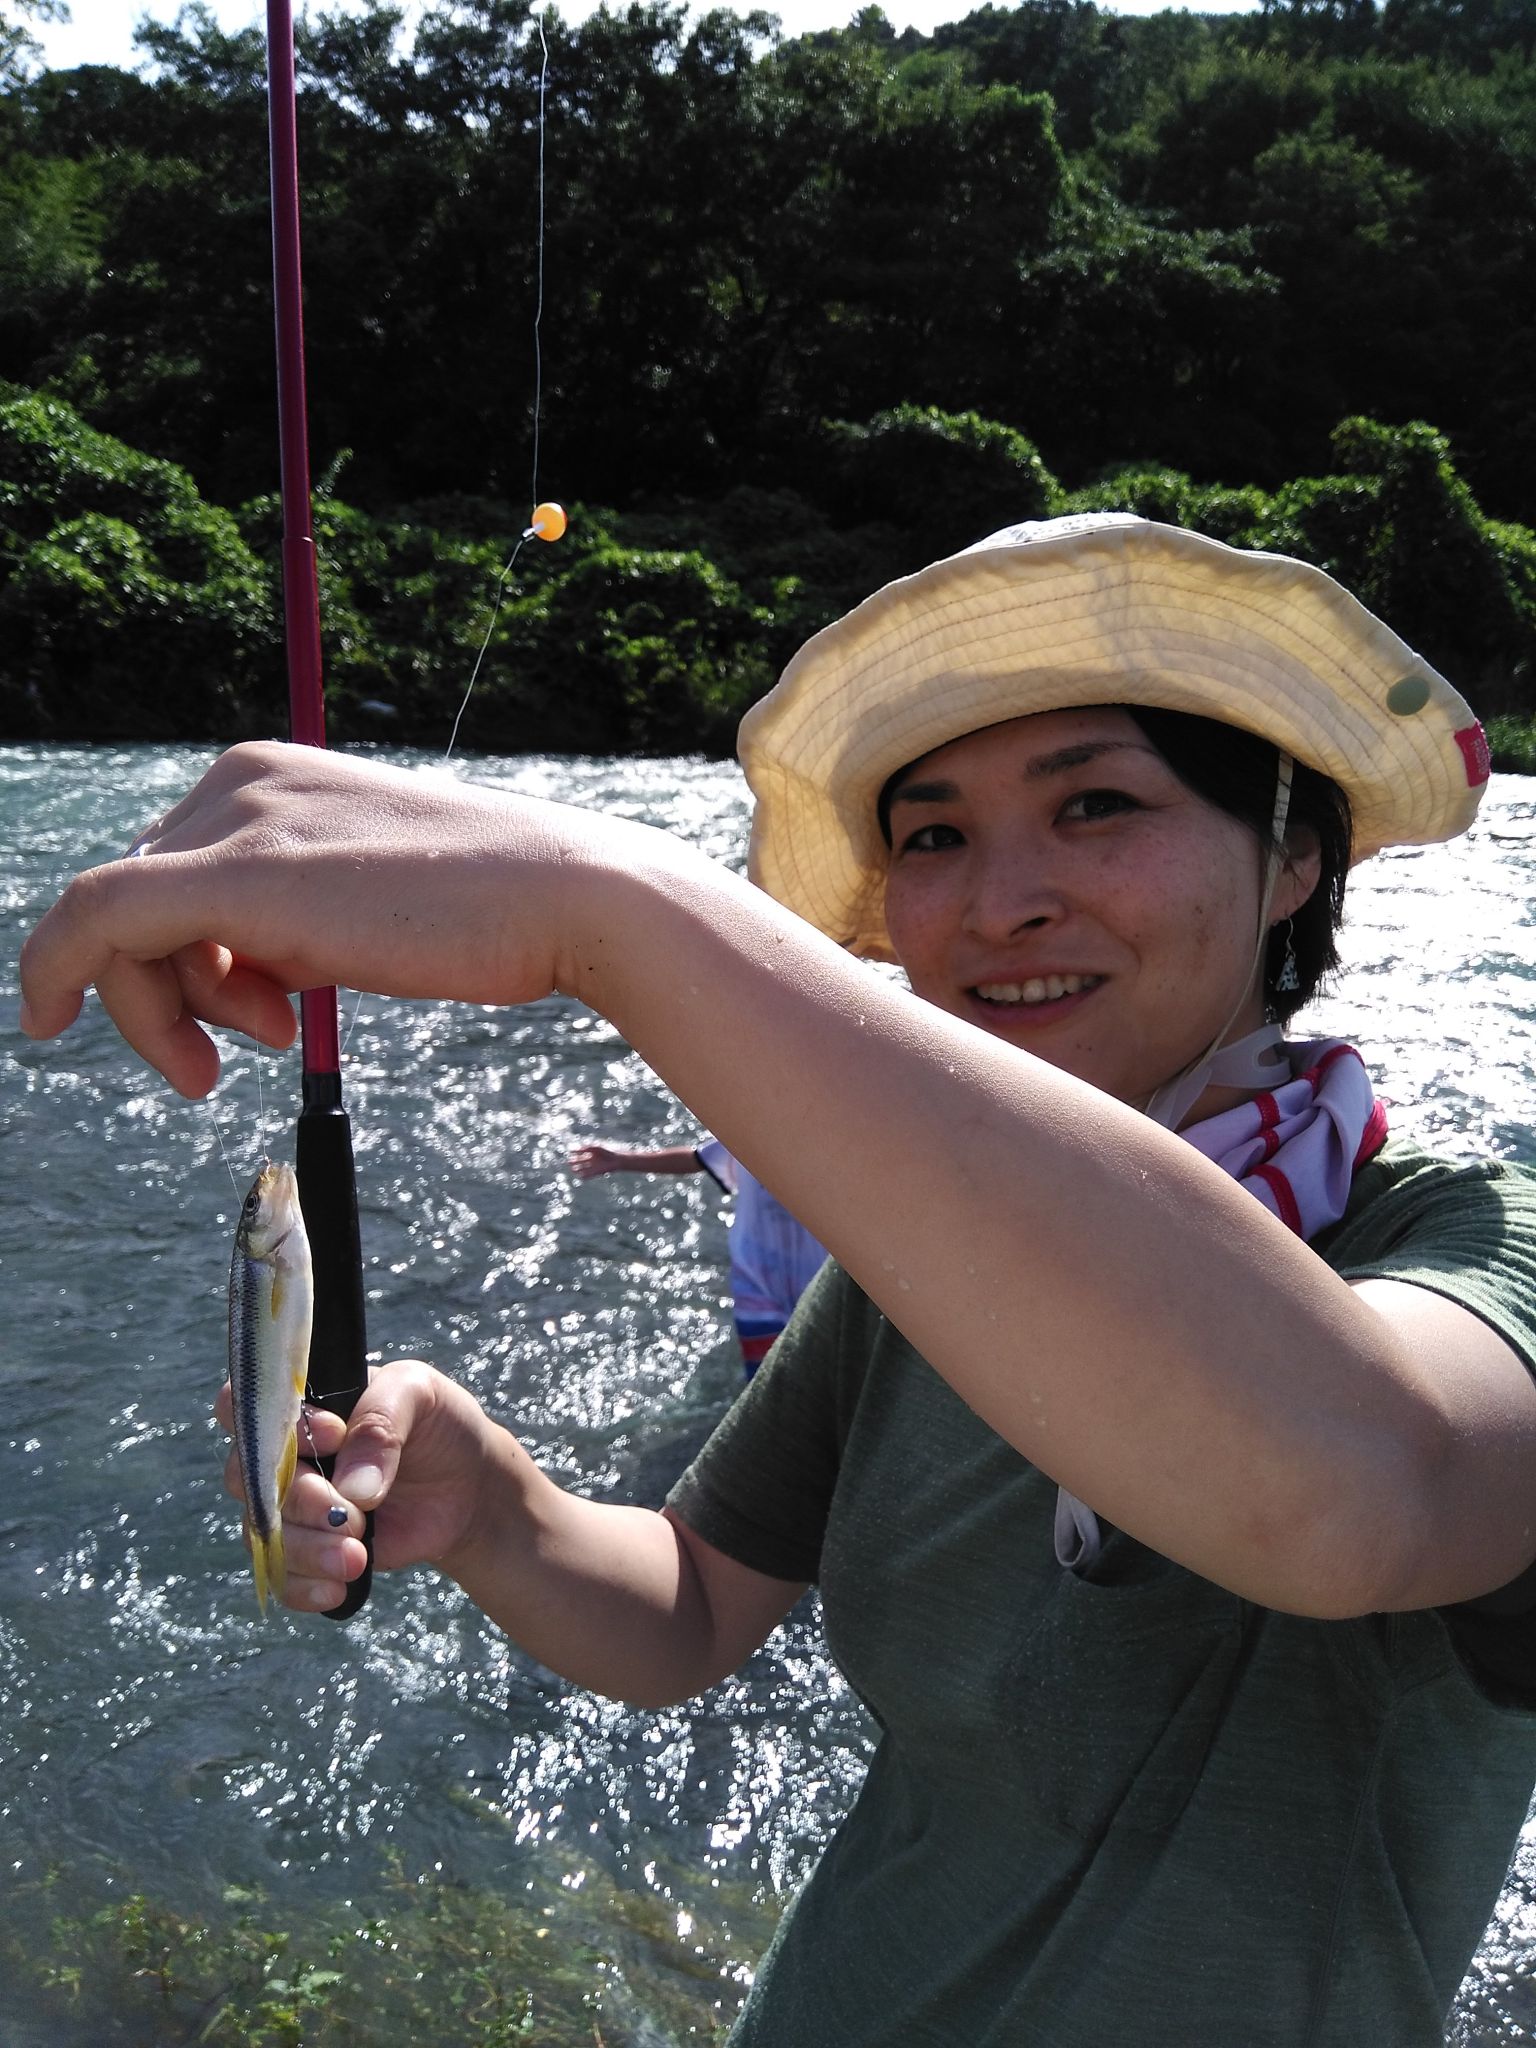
[1454,722,1491,787]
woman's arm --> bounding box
[569,815,1536,1622]
[219,1364,805,1704]
[24,744,1536,1617]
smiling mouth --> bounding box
[972,974,1105,1008]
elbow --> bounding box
[1253,1423,1459,1622]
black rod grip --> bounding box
[295,1079,374,1620]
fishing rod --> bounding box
[265,0,372,1621]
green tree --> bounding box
[0,151,100,388]
[0,0,65,91]
[1014,198,1279,486]
[931,0,1118,151]
[1380,0,1536,68]
[0,389,276,736]
[531,545,773,752]
[1252,0,1382,62]
[1110,46,1330,218]
[820,404,1060,566]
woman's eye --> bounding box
[897,821,964,854]
[1062,788,1138,824]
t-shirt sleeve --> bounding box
[1324,1153,1536,1376]
[664,1258,855,1585]
[1323,1151,1536,1697]
[694,1136,736,1196]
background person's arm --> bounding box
[570,1142,703,1179]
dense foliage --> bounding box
[1,0,1534,752]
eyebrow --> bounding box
[886,739,1150,808]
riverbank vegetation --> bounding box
[6,1842,746,2044]
[1,0,1534,756]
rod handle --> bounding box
[295,1088,374,1620]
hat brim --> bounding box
[739,518,1488,959]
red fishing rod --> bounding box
[265,0,372,1619]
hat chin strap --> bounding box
[1142,755,1295,1133]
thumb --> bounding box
[331,1359,434,1509]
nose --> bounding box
[960,842,1068,944]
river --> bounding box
[4,743,1536,2046]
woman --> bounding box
[20,514,1536,2044]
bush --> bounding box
[0,390,273,737]
[4,390,1530,749]
[235,488,546,744]
[820,404,1062,563]
[1061,462,1200,526]
[1486,715,1536,776]
[1248,419,1536,713]
[525,546,776,754]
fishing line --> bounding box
[255,1033,270,1161]
[204,1032,274,1206]
[299,1403,351,1526]
[341,13,564,1061]
[443,12,563,766]
[205,1095,245,1204]
[529,12,548,515]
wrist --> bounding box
[550,818,740,1031]
[436,1417,544,1594]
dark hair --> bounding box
[876,706,1353,1026]
[1120,706,1352,1026]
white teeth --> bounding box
[975,974,1099,1007]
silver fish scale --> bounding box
[229,1252,282,1546]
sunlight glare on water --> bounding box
[3,743,862,2046]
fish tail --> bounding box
[248,1518,287,1613]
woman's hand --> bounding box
[215,1359,805,1699]
[217,1359,506,1614]
[18,741,630,1097]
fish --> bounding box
[228,1161,313,1611]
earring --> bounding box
[1276,918,1300,994]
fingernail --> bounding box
[18,996,36,1036]
[344,1464,384,1506]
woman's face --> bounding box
[881,707,1314,1111]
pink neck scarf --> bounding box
[1179,1036,1388,1239]
[1054,1030,1387,1572]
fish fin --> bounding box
[275,1427,299,1510]
[250,1522,286,1612]
[270,1271,284,1318]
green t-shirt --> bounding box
[667,1139,1536,2047]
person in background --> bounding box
[21,514,1536,2047]
[570,1135,827,1376]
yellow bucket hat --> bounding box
[739,514,1490,960]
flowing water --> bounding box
[3,743,1536,2045]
